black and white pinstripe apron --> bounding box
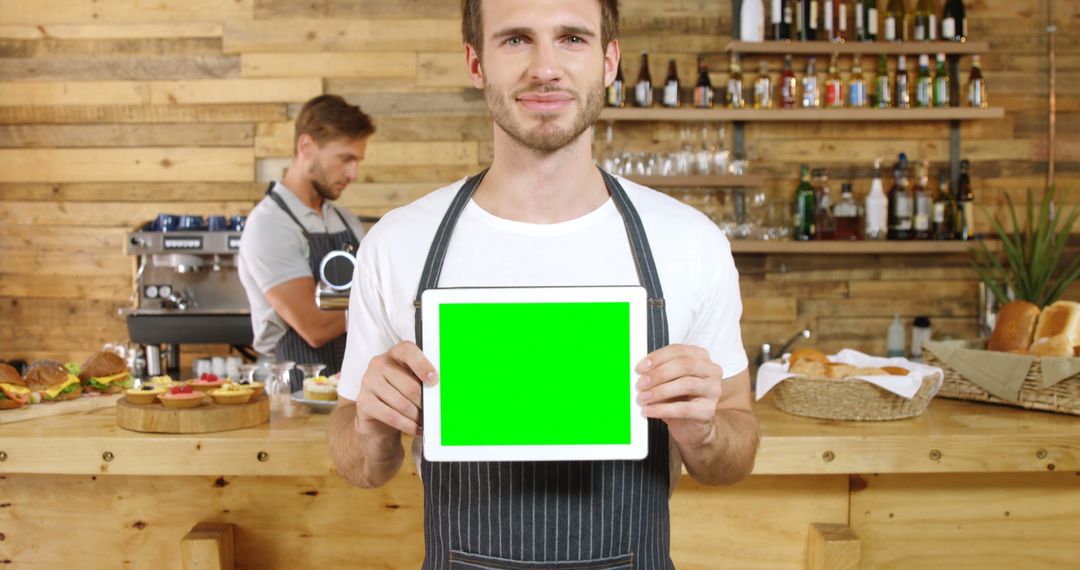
[414,170,674,569]
[266,183,360,391]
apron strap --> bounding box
[265,182,314,241]
[328,205,362,253]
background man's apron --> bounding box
[413,170,675,569]
[266,185,359,391]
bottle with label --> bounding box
[826,54,844,108]
[911,316,932,360]
[779,54,797,109]
[693,61,714,109]
[823,0,836,42]
[887,153,913,240]
[813,168,836,240]
[933,53,950,108]
[967,54,988,108]
[895,55,911,109]
[634,50,653,108]
[742,0,766,41]
[912,160,932,239]
[954,159,975,240]
[773,0,793,40]
[606,60,625,108]
[865,157,888,240]
[855,0,868,40]
[884,0,907,42]
[864,0,879,41]
[662,59,680,108]
[874,54,892,108]
[887,314,906,357]
[932,169,954,240]
[864,157,889,240]
[914,0,937,41]
[793,164,816,241]
[807,0,820,41]
[802,57,820,108]
[915,54,933,108]
[754,60,774,109]
[727,55,746,108]
[848,55,868,108]
[836,0,851,42]
[942,0,966,42]
[834,182,862,240]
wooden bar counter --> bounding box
[2,398,1078,569]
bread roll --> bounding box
[1033,301,1080,349]
[988,300,1040,352]
[790,348,829,368]
[79,351,127,382]
[0,363,23,386]
[1028,334,1074,358]
[825,363,856,379]
[790,360,826,379]
[881,366,910,376]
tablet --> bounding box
[421,286,649,462]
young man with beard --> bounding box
[329,1,759,567]
[238,95,375,389]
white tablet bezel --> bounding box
[421,286,649,462]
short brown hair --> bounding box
[461,0,620,58]
[294,94,375,151]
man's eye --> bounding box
[567,36,585,44]
[506,37,525,46]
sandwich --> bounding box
[78,351,134,393]
[25,360,83,401]
[0,363,31,410]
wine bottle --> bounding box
[914,0,937,41]
[954,159,974,240]
[884,0,907,42]
[895,54,911,109]
[742,0,766,41]
[912,160,932,239]
[662,59,680,108]
[754,60,773,109]
[693,61,714,108]
[932,52,950,108]
[942,0,966,42]
[727,55,746,109]
[864,0,879,41]
[874,54,892,108]
[634,50,653,108]
[914,53,932,108]
[773,0,792,40]
[779,54,797,109]
[967,54,987,108]
[887,153,913,240]
[794,164,817,241]
[932,169,954,240]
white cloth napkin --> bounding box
[755,349,945,401]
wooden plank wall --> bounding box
[0,0,1076,366]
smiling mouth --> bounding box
[517,93,574,113]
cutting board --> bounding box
[0,393,121,424]
[115,394,270,434]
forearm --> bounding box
[327,401,405,488]
[292,311,346,348]
[677,408,760,486]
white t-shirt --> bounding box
[339,176,748,399]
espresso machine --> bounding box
[123,224,254,378]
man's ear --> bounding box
[604,39,620,88]
[466,44,485,89]
[296,133,314,160]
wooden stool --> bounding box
[807,522,861,570]
[181,522,235,570]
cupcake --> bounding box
[125,385,166,405]
[303,376,338,402]
[158,385,207,409]
[209,382,254,405]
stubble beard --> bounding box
[485,75,606,155]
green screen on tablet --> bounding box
[438,301,631,446]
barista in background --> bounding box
[238,95,375,390]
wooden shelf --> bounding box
[730,239,998,255]
[627,175,763,188]
[723,40,990,56]
[600,107,1005,122]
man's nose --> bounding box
[528,40,562,84]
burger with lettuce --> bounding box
[0,363,31,409]
[25,360,82,402]
[78,351,134,393]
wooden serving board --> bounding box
[0,393,121,425]
[115,395,270,434]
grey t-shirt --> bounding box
[238,182,365,355]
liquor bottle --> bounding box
[825,54,844,108]
[802,57,820,108]
[754,60,774,109]
[912,160,932,239]
[932,169,954,240]
[773,0,793,40]
[606,60,625,107]
[806,0,820,41]
[954,159,974,240]
[793,164,817,241]
[885,0,902,41]
[895,55,911,109]
[779,54,797,109]
[662,59,681,108]
[836,0,851,42]
[914,54,933,108]
[887,153,913,240]
[813,168,836,240]
[848,55,869,108]
[693,61,714,108]
[824,0,836,42]
[865,157,888,240]
[855,0,869,41]
[933,53,950,108]
[967,54,988,108]
[796,0,807,41]
[942,0,966,42]
[864,0,879,41]
[834,183,862,240]
[874,54,892,108]
[727,55,746,108]
[634,50,653,108]
[914,0,937,41]
[742,0,766,41]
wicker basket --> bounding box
[771,373,940,421]
[922,341,1080,416]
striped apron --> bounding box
[414,170,674,569]
[266,184,360,391]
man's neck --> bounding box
[281,163,324,213]
[473,126,608,224]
